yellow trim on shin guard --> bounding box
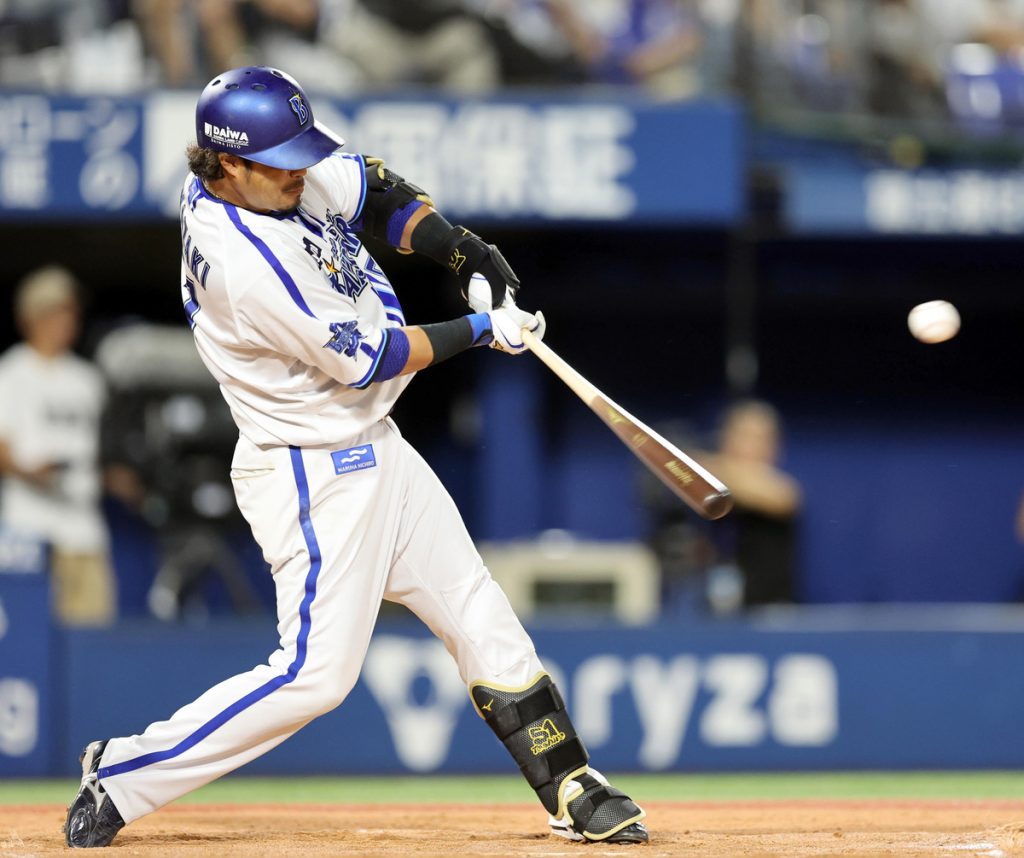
[468,671,549,718]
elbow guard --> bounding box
[357,156,434,251]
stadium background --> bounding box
[0,0,1023,820]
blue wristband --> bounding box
[466,312,493,347]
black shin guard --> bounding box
[470,673,588,816]
[472,673,648,842]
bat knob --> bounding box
[702,490,734,520]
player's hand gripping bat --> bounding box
[521,329,733,520]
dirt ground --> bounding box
[3,800,1023,857]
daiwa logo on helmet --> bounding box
[204,122,250,148]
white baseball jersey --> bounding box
[0,344,108,552]
[179,152,412,448]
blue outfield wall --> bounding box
[4,565,1024,777]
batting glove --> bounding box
[465,272,515,313]
[486,304,546,354]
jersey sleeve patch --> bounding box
[324,320,366,357]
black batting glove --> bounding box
[440,227,520,309]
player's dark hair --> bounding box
[187,144,256,181]
[186,143,225,182]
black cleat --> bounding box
[606,822,650,844]
[549,768,648,844]
[64,740,125,848]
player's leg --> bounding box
[66,428,404,846]
[381,430,647,844]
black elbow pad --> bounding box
[358,156,434,248]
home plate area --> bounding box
[3,799,1024,856]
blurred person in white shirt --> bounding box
[0,266,115,627]
[919,0,1024,56]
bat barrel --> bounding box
[522,328,735,522]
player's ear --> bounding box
[218,153,247,178]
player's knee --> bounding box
[295,668,359,717]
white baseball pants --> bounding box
[98,418,544,822]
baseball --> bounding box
[907,300,960,344]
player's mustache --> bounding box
[285,179,305,193]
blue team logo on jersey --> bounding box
[329,214,370,299]
[331,444,377,475]
[288,93,309,125]
[324,320,365,357]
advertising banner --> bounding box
[0,93,743,226]
[60,619,1024,775]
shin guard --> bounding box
[470,673,588,817]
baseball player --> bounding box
[65,66,647,848]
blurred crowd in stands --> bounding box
[2,0,1024,127]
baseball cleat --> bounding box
[548,768,648,844]
[64,740,125,848]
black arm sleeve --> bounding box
[421,314,493,365]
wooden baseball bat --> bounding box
[521,329,733,521]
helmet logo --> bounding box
[288,94,309,125]
[204,122,250,148]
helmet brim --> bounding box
[246,120,345,170]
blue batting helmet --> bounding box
[195,67,344,170]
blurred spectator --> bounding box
[468,0,590,86]
[321,0,500,91]
[193,0,318,73]
[134,0,356,90]
[736,0,864,113]
[11,0,1024,131]
[133,0,192,85]
[0,0,149,91]
[700,399,802,610]
[0,266,115,626]
[546,0,703,98]
[696,0,741,94]
[921,0,1024,57]
[865,0,947,119]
